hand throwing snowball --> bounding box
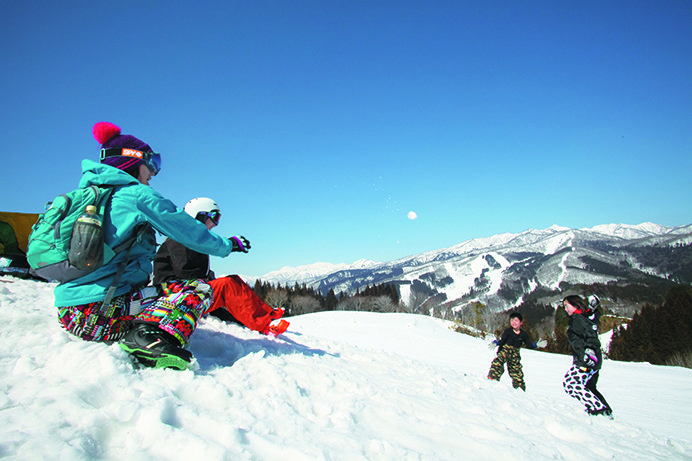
[153,197,289,336]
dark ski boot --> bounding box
[120,323,193,370]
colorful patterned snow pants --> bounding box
[563,365,611,414]
[57,279,212,345]
[488,345,525,389]
[57,292,135,342]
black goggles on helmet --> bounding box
[100,147,162,176]
[198,210,221,225]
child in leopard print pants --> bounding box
[562,295,612,417]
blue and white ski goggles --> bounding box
[100,147,162,176]
[198,210,221,225]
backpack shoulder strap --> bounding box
[95,184,151,311]
[94,185,117,210]
[99,223,150,313]
[51,193,72,241]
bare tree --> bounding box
[466,301,488,337]
[265,289,289,311]
[405,290,428,314]
[291,295,321,316]
[372,295,396,313]
[338,296,368,311]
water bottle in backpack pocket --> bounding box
[68,205,105,271]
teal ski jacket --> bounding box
[53,160,234,307]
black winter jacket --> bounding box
[497,328,535,350]
[567,310,603,370]
[153,238,213,286]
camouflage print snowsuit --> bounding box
[488,345,525,389]
[487,328,536,390]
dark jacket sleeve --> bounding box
[496,328,512,348]
[499,329,535,349]
[153,238,211,285]
[568,314,603,370]
[519,330,536,349]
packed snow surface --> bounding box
[1,276,691,460]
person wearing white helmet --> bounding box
[154,197,288,336]
[53,122,237,371]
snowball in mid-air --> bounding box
[407,211,418,220]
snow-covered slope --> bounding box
[260,222,692,312]
[1,276,691,459]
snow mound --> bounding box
[1,276,691,459]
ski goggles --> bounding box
[200,210,221,225]
[100,148,162,176]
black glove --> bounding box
[583,348,598,368]
[230,236,250,253]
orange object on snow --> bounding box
[207,275,286,333]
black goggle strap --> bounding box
[100,147,145,161]
[100,148,161,174]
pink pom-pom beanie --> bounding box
[93,121,154,174]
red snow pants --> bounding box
[207,275,274,332]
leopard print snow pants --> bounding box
[563,365,612,414]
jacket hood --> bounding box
[78,159,141,188]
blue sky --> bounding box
[2,1,690,278]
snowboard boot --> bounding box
[263,319,290,337]
[120,323,193,370]
[589,408,614,420]
[270,307,285,320]
[513,381,526,392]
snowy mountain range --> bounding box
[259,222,692,313]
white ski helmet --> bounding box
[184,197,221,223]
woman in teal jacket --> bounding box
[56,122,235,370]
